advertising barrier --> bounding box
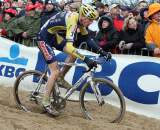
[0,37,160,119]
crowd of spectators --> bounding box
[0,0,160,57]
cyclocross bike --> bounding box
[13,55,126,123]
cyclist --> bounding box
[37,4,111,116]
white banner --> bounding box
[0,37,160,119]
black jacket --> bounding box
[119,24,145,50]
[40,9,59,27]
[96,15,119,51]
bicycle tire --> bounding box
[79,78,126,123]
[13,70,48,112]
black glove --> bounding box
[98,48,112,61]
[84,57,97,69]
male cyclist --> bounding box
[37,4,111,116]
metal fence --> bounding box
[10,36,152,57]
[78,42,152,56]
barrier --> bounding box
[0,37,160,119]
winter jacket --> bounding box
[145,20,160,50]
[13,14,40,46]
[40,9,58,27]
[0,17,17,39]
[96,15,119,53]
[113,15,124,32]
[119,24,145,54]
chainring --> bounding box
[51,95,66,110]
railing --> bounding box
[4,36,152,57]
[78,42,152,57]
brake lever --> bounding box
[83,64,97,73]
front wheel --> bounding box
[13,70,48,113]
[79,78,126,123]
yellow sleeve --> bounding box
[63,42,85,61]
[145,26,154,45]
[66,12,79,42]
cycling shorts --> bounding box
[37,33,66,64]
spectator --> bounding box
[58,0,65,10]
[63,3,71,12]
[104,3,109,15]
[35,1,44,16]
[136,0,148,12]
[120,6,132,19]
[0,8,17,39]
[0,1,3,23]
[69,2,80,12]
[139,7,148,35]
[145,3,160,57]
[95,15,119,53]
[119,16,145,55]
[40,0,58,27]
[95,2,106,17]
[26,0,34,5]
[3,0,12,10]
[16,0,27,18]
[13,4,41,46]
[109,3,124,32]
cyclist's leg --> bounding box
[43,62,60,105]
[56,38,77,89]
[60,55,76,76]
[57,55,76,90]
[37,39,60,116]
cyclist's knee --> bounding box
[54,69,60,77]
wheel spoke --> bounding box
[80,78,126,123]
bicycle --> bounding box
[13,55,126,123]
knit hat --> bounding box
[5,8,17,17]
[25,4,36,11]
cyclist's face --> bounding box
[79,16,93,27]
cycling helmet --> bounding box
[79,4,98,20]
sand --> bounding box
[0,86,159,130]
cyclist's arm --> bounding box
[64,12,85,60]
[63,42,85,60]
[63,42,97,69]
[66,12,78,43]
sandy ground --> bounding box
[0,86,159,130]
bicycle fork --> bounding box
[30,73,47,102]
[89,78,105,106]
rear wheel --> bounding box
[80,78,126,123]
[13,70,48,113]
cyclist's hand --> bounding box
[99,49,112,61]
[84,57,97,69]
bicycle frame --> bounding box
[34,57,106,105]
[56,62,104,105]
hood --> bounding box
[98,15,113,32]
[147,3,160,18]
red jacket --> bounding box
[113,16,124,32]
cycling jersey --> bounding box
[37,11,88,64]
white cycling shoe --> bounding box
[42,104,60,117]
